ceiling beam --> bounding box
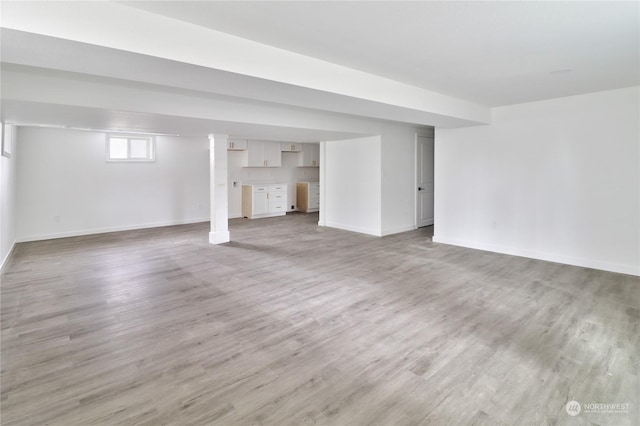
[1,2,491,127]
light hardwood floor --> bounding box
[1,213,638,425]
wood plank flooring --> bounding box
[1,213,638,425]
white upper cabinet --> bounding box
[227,138,248,150]
[299,143,320,167]
[264,142,282,167]
[281,142,302,152]
[247,140,282,167]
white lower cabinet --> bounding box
[242,184,288,219]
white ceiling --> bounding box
[122,1,640,107]
[1,1,638,138]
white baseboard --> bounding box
[321,222,414,237]
[432,235,640,276]
[382,224,416,236]
[1,241,17,271]
[16,217,210,243]
[324,221,382,237]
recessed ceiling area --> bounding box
[0,29,475,133]
[121,0,640,106]
[1,59,408,140]
[2,100,366,141]
[0,1,491,129]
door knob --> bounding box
[418,187,423,191]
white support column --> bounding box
[318,141,326,227]
[209,134,230,244]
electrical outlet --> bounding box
[291,205,295,210]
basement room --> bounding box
[1,1,638,425]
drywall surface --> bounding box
[435,86,640,275]
[16,127,210,241]
[2,2,490,126]
[0,125,18,268]
[227,148,319,219]
[322,136,382,236]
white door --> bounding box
[416,136,434,227]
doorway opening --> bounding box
[416,134,434,228]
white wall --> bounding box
[322,136,382,236]
[0,125,18,268]
[16,127,210,241]
[319,124,431,238]
[435,86,640,276]
[227,148,319,218]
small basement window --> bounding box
[107,135,155,162]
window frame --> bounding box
[106,134,156,163]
